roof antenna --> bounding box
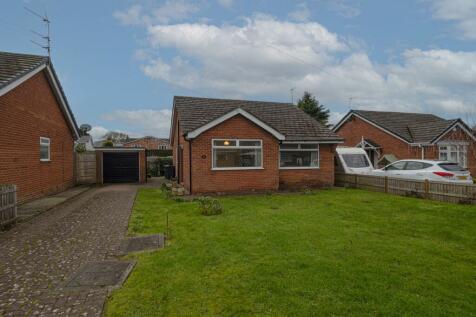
[290,87,296,105]
[25,6,51,60]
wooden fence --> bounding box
[0,184,17,227]
[335,173,476,204]
[75,151,97,184]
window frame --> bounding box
[211,138,263,170]
[279,143,320,170]
[40,137,51,162]
[438,143,467,168]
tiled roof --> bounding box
[173,96,342,141]
[0,51,48,90]
[350,110,458,143]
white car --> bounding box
[372,159,473,184]
[335,147,374,175]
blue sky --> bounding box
[1,0,475,139]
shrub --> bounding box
[196,196,223,216]
[75,143,86,153]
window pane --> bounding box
[439,151,448,161]
[405,161,432,170]
[239,140,260,147]
[386,161,406,170]
[280,151,318,167]
[213,140,236,147]
[214,148,261,168]
[438,163,467,171]
[280,144,299,150]
[40,144,49,160]
[300,144,318,149]
[342,154,369,168]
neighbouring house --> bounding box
[0,52,80,202]
[170,96,343,194]
[333,110,476,175]
[124,136,171,150]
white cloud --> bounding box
[101,109,172,137]
[288,3,311,22]
[429,0,476,40]
[89,126,109,141]
[113,5,143,26]
[327,0,361,18]
[137,15,476,118]
[217,0,233,8]
[113,0,199,26]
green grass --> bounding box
[105,188,476,317]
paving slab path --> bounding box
[0,185,139,317]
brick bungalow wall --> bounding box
[191,115,280,194]
[279,144,336,189]
[336,115,476,175]
[173,114,336,194]
[0,71,74,203]
[125,137,170,149]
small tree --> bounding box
[103,139,114,147]
[297,92,330,127]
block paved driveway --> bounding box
[0,185,139,317]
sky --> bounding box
[1,0,476,140]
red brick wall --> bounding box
[336,115,420,160]
[124,137,170,150]
[424,127,476,175]
[279,144,336,188]
[189,115,280,194]
[336,115,476,175]
[0,71,75,203]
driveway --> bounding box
[0,185,138,317]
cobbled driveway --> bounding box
[0,185,138,317]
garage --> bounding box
[103,152,139,183]
[93,148,146,184]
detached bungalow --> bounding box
[170,96,343,194]
[333,110,476,175]
[0,52,79,202]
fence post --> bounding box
[384,176,388,193]
[424,179,430,199]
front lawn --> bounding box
[106,188,476,316]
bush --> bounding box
[75,143,86,153]
[196,196,223,216]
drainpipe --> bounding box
[189,140,193,195]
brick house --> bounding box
[124,136,170,149]
[170,96,343,194]
[0,52,79,202]
[333,110,476,175]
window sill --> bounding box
[279,167,320,170]
[212,167,264,171]
[40,159,51,162]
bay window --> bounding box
[280,143,319,168]
[439,144,467,168]
[212,139,262,169]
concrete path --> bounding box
[0,185,138,317]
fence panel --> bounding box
[335,173,476,204]
[75,151,97,184]
[0,184,17,226]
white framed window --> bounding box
[159,145,168,150]
[40,137,50,161]
[280,143,320,169]
[439,144,467,168]
[212,139,262,170]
